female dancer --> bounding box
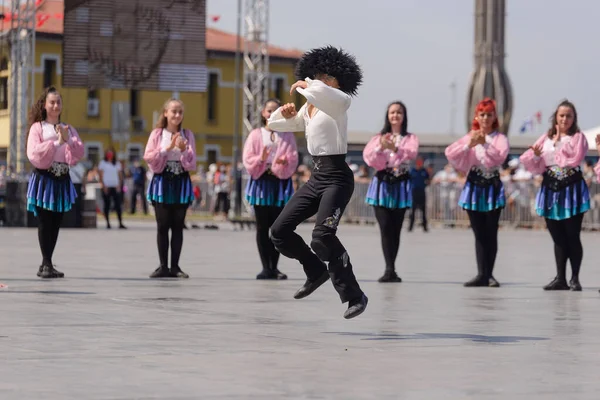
[520,100,589,291]
[268,46,368,319]
[26,86,84,278]
[243,98,298,280]
[144,98,196,279]
[363,101,418,282]
[445,98,509,287]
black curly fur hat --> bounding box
[295,46,363,96]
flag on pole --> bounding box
[519,111,543,134]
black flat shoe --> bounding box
[344,294,368,319]
[378,270,402,283]
[543,277,570,291]
[149,266,171,278]
[170,267,189,279]
[38,265,63,279]
[488,276,500,287]
[464,275,488,287]
[293,271,330,299]
[569,277,582,291]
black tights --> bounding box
[37,208,64,266]
[254,205,283,271]
[467,209,501,279]
[374,207,407,271]
[154,203,188,269]
[545,214,584,281]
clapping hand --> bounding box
[280,103,297,119]
[275,157,288,166]
[595,134,600,153]
[530,144,543,157]
[260,146,271,162]
[380,133,396,151]
[468,130,485,148]
[56,124,69,144]
[176,135,187,151]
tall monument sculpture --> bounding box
[466,0,513,134]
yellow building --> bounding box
[0,0,303,167]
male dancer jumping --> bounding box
[268,46,368,319]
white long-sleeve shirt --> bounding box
[267,78,350,156]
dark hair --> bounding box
[295,46,363,96]
[261,98,281,127]
[28,86,61,129]
[156,98,184,131]
[380,101,408,136]
[104,146,117,165]
[547,100,579,138]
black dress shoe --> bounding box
[149,266,171,278]
[543,277,570,291]
[488,276,500,287]
[464,275,488,287]
[569,277,582,291]
[273,269,287,280]
[293,271,330,299]
[344,294,368,319]
[170,267,190,279]
[378,270,402,283]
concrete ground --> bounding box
[1,221,600,399]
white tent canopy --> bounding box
[583,125,600,150]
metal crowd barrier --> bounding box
[122,175,600,231]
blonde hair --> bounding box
[155,98,185,130]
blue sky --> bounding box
[207,0,598,136]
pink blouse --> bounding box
[445,132,509,174]
[26,121,84,169]
[362,133,419,171]
[143,128,197,174]
[519,132,588,175]
[242,128,299,180]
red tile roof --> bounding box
[1,0,303,60]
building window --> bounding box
[88,89,98,99]
[274,77,284,102]
[43,59,56,88]
[130,89,139,117]
[207,149,217,165]
[0,78,7,110]
[86,145,101,165]
[0,57,8,71]
[128,147,142,163]
[207,72,218,122]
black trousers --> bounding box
[102,187,122,224]
[254,205,283,271]
[374,206,407,271]
[466,209,501,279]
[545,213,584,281]
[270,155,364,303]
[154,203,188,269]
[409,189,427,230]
[37,208,64,266]
[130,183,148,214]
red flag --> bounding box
[535,111,542,124]
[211,15,220,22]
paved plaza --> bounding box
[2,221,600,399]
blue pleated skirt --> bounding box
[245,171,293,207]
[458,169,505,212]
[365,170,412,209]
[535,168,590,220]
[26,168,77,216]
[147,170,194,206]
